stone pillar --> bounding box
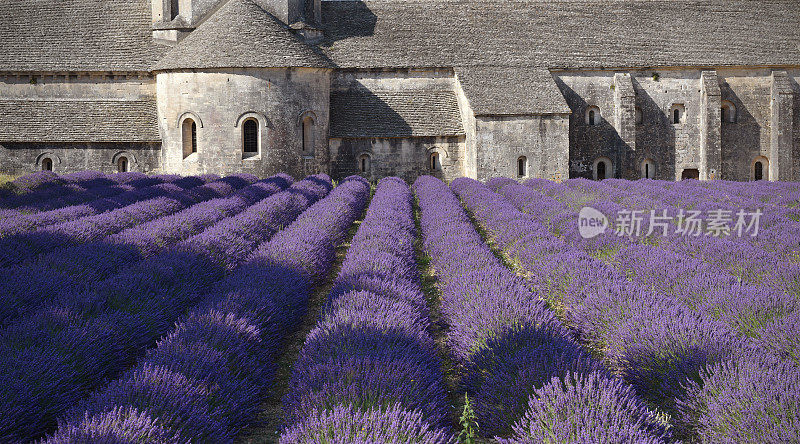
[771,71,795,181]
[700,70,722,180]
[613,72,636,178]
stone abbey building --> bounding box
[1,0,799,182]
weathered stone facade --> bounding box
[1,0,798,182]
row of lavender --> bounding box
[508,178,797,357]
[0,171,211,218]
[43,175,370,442]
[474,178,798,442]
[416,176,671,442]
[281,177,454,442]
[0,174,335,441]
[0,174,281,328]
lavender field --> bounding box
[0,170,798,443]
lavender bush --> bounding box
[416,176,602,438]
[0,175,332,442]
[500,371,670,444]
[678,352,800,443]
[283,177,453,440]
[0,174,292,328]
[43,176,370,442]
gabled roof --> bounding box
[154,0,331,71]
[0,0,166,72]
[321,0,800,70]
[330,86,464,138]
[455,67,570,116]
[0,100,160,143]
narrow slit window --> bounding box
[302,116,314,154]
[430,152,441,171]
[41,158,52,171]
[754,161,764,181]
[517,156,527,177]
[117,156,128,173]
[358,154,370,173]
[182,118,197,158]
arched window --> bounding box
[586,106,601,126]
[243,119,259,154]
[671,104,685,124]
[182,118,197,158]
[302,116,315,154]
[429,152,442,171]
[41,158,53,171]
[641,159,656,179]
[517,156,528,177]
[117,156,129,173]
[358,154,371,173]
[593,158,611,181]
[681,169,700,180]
[753,157,769,181]
[721,101,737,123]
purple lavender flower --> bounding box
[499,371,670,444]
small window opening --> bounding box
[681,169,700,180]
[671,104,685,125]
[358,154,370,173]
[642,159,655,179]
[182,118,197,159]
[430,152,442,171]
[586,106,601,126]
[302,116,315,154]
[517,156,528,177]
[721,101,737,123]
[597,161,607,180]
[170,0,180,20]
[243,119,258,154]
[41,158,53,171]
[117,156,129,173]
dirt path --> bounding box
[237,218,364,444]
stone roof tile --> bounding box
[321,0,800,70]
[0,0,167,72]
[154,0,331,70]
[330,86,465,138]
[455,67,571,115]
[0,100,160,142]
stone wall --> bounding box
[474,115,569,182]
[718,69,773,181]
[0,143,161,175]
[330,136,464,183]
[156,67,330,179]
[0,73,159,175]
[555,68,794,181]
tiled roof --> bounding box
[455,67,571,115]
[0,0,167,72]
[0,100,161,142]
[153,0,331,70]
[321,0,800,70]
[330,86,465,137]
